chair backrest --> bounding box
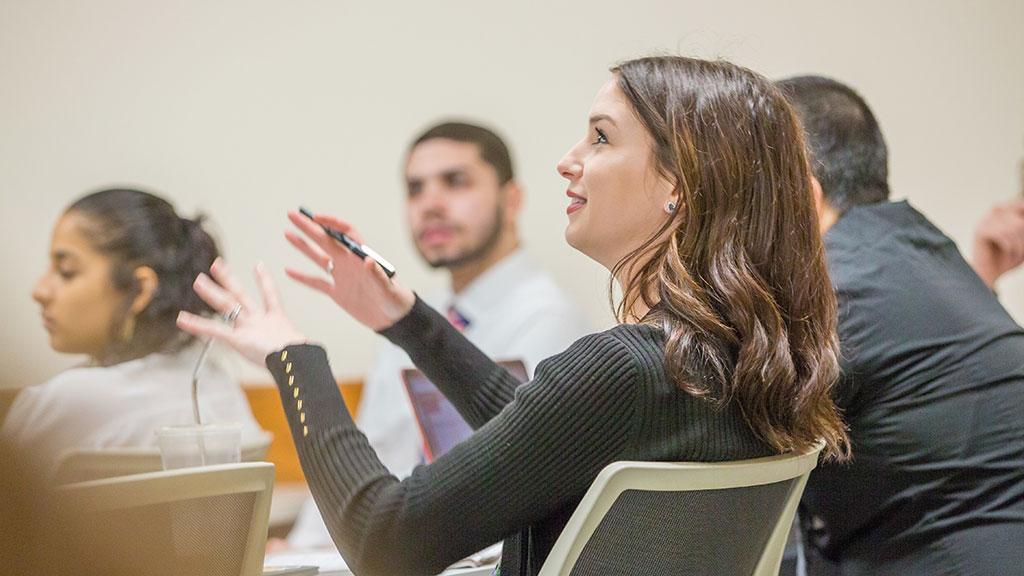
[57,462,274,576]
[53,431,275,485]
[537,442,824,576]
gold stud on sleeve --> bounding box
[300,413,306,423]
[288,375,294,387]
[285,362,292,373]
[297,399,303,410]
[303,426,308,437]
[293,387,299,398]
[281,351,288,362]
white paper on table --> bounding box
[265,548,497,576]
[265,550,350,576]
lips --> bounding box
[566,190,587,215]
[419,226,456,246]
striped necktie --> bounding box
[446,305,470,332]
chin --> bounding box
[563,230,592,260]
[48,338,71,354]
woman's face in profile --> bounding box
[557,77,675,271]
[32,212,126,358]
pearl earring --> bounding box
[667,201,676,213]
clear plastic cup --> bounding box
[155,423,242,470]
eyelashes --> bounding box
[592,127,608,145]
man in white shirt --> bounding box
[287,122,591,547]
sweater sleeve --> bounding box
[379,295,524,429]
[265,331,640,576]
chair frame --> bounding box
[53,431,274,485]
[537,442,825,576]
[59,462,275,576]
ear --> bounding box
[810,177,838,232]
[810,176,824,212]
[500,180,524,226]
[129,266,159,315]
[662,181,683,215]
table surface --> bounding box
[265,549,495,576]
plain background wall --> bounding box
[2,0,1023,388]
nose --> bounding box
[557,140,584,181]
[32,271,51,305]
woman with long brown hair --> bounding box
[178,56,848,576]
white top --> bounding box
[1,342,263,474]
[288,248,592,547]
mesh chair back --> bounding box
[58,462,274,576]
[538,442,824,576]
[85,491,257,576]
[569,480,795,575]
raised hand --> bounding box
[176,258,307,365]
[284,210,415,331]
[972,200,1024,289]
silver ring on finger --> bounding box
[325,259,335,275]
[222,303,242,324]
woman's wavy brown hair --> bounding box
[611,56,848,460]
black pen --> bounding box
[299,207,396,278]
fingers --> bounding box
[990,209,1024,262]
[288,210,333,247]
[310,212,365,245]
[365,252,393,285]
[287,211,357,267]
[285,267,335,296]
[254,261,284,313]
[287,210,366,249]
[193,273,244,317]
[176,311,236,340]
[285,230,336,272]
[209,258,260,313]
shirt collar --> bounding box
[447,249,534,326]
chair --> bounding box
[537,441,825,576]
[57,462,275,576]
[53,431,275,485]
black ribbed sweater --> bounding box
[266,296,771,576]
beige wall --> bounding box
[2,0,1022,387]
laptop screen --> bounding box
[401,360,529,461]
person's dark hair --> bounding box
[410,121,515,185]
[66,188,219,364]
[775,75,890,215]
[611,56,848,459]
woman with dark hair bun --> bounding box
[180,56,849,576]
[2,188,261,473]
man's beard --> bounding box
[421,205,504,270]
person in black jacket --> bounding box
[779,75,1024,576]
[177,57,850,576]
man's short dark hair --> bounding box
[777,76,890,214]
[410,121,514,185]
